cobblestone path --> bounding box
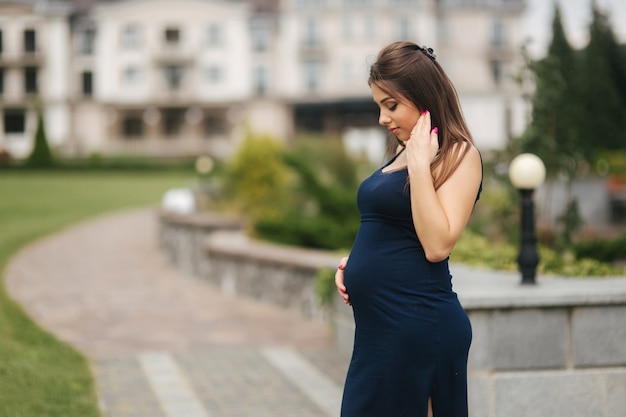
[5,208,349,417]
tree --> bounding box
[579,1,625,152]
[520,2,581,179]
[25,103,54,168]
[517,2,587,246]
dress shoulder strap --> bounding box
[382,147,406,169]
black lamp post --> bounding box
[508,153,546,285]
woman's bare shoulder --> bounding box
[442,141,480,171]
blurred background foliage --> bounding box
[222,132,364,251]
[514,3,626,182]
[215,132,626,277]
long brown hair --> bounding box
[369,41,474,190]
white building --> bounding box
[0,0,527,161]
[74,0,254,158]
[0,0,72,157]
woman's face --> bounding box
[371,83,420,143]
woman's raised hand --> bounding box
[406,110,439,166]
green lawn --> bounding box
[0,169,194,417]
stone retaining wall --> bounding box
[158,211,626,417]
[159,211,244,278]
[158,211,337,321]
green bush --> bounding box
[573,233,626,264]
[255,209,359,250]
[225,131,291,222]
[56,155,197,171]
[453,231,518,271]
[453,230,626,277]
[466,181,520,245]
[251,137,361,251]
[315,267,337,309]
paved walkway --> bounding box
[5,208,349,417]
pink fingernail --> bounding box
[433,127,439,134]
[422,109,429,115]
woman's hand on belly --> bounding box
[335,256,351,306]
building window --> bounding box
[295,0,326,8]
[122,114,143,138]
[164,27,180,45]
[164,65,184,89]
[80,28,96,55]
[24,67,37,93]
[206,23,222,47]
[439,20,451,42]
[303,17,321,47]
[205,65,222,84]
[395,16,412,40]
[303,60,322,92]
[121,24,141,50]
[24,29,36,53]
[3,109,26,134]
[204,113,226,135]
[254,66,267,95]
[490,20,506,47]
[163,108,184,136]
[341,16,352,40]
[122,66,141,86]
[364,16,375,40]
[251,22,269,52]
[490,60,505,85]
[341,58,352,82]
[82,71,93,96]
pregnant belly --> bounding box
[343,238,452,309]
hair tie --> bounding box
[419,45,437,62]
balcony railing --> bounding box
[298,40,326,61]
[152,46,195,65]
[0,50,45,66]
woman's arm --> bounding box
[405,113,482,262]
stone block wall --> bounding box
[159,211,244,278]
[465,306,626,417]
[158,211,338,321]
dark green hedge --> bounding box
[573,233,626,263]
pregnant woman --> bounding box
[335,41,483,417]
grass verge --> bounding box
[0,169,194,416]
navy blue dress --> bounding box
[341,153,478,417]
